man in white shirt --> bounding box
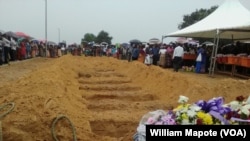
[172,43,184,72]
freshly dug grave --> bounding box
[0,54,249,141]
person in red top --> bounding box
[138,45,146,63]
[20,42,26,60]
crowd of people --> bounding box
[78,41,212,74]
[68,40,250,76]
[0,33,68,65]
[1,31,229,75]
[0,28,213,74]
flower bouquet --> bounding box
[133,95,250,141]
[225,96,250,125]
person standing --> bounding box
[10,37,17,61]
[127,45,133,62]
[20,42,26,60]
[38,42,43,57]
[152,45,160,65]
[158,45,167,67]
[195,45,206,73]
[26,42,31,59]
[144,45,153,66]
[166,45,174,68]
[131,44,139,61]
[0,35,3,65]
[137,45,146,63]
[172,43,184,72]
[2,35,10,64]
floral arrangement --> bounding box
[182,66,195,72]
[143,95,250,125]
[133,95,250,141]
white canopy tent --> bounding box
[165,0,250,39]
[164,0,250,77]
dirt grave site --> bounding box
[0,55,249,141]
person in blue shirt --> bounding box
[195,45,207,73]
[152,44,160,65]
[132,44,139,61]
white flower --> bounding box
[187,110,196,118]
[246,96,250,104]
[240,104,250,116]
[182,119,196,125]
[180,107,188,113]
[189,104,201,111]
[181,119,191,125]
[175,111,181,116]
[178,95,189,104]
[228,101,241,111]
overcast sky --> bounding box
[0,0,250,44]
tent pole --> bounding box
[208,35,217,76]
[211,31,220,77]
[209,30,220,77]
[161,35,164,44]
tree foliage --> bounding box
[178,6,218,29]
[96,30,113,44]
[81,30,112,45]
[82,33,96,43]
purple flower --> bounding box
[167,118,176,125]
[195,97,232,125]
[196,97,231,114]
[161,115,176,125]
[155,121,164,125]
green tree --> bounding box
[82,33,96,43]
[96,30,113,45]
[178,6,218,29]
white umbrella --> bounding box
[93,43,100,47]
[201,41,214,46]
[3,31,19,39]
[149,38,161,44]
[100,42,108,46]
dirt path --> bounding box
[0,55,249,141]
[0,58,50,85]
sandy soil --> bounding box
[0,54,249,141]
